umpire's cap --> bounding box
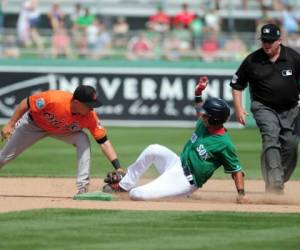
[260,23,281,42]
[198,98,230,125]
[73,85,102,108]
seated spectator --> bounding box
[286,32,300,53]
[258,0,284,11]
[87,20,112,59]
[204,8,222,34]
[17,0,31,47]
[199,33,220,62]
[256,4,274,35]
[171,23,192,52]
[189,14,204,49]
[51,25,72,58]
[241,0,248,10]
[127,33,154,61]
[147,5,170,33]
[95,24,112,59]
[281,5,299,35]
[276,0,286,10]
[173,3,195,29]
[70,3,83,27]
[86,18,101,53]
[17,0,44,52]
[27,0,43,50]
[47,3,65,31]
[72,7,95,57]
[162,35,182,61]
[75,7,95,29]
[1,35,20,58]
[220,34,248,61]
[112,17,129,48]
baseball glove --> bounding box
[104,171,125,184]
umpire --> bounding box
[230,23,300,194]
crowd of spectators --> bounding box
[0,1,300,61]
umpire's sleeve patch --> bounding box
[229,74,245,90]
[231,74,238,84]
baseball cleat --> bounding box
[77,186,89,195]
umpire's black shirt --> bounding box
[230,44,300,111]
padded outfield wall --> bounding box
[0,58,255,127]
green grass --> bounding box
[0,209,299,250]
[0,127,299,179]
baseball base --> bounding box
[73,191,114,201]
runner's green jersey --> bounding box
[180,119,242,187]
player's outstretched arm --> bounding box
[1,98,29,141]
[231,171,250,204]
[99,140,125,173]
[194,76,208,118]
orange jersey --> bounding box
[28,90,106,140]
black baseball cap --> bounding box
[260,23,281,41]
[73,85,102,108]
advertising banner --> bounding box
[0,67,241,127]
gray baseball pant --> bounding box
[251,101,299,189]
[0,112,91,190]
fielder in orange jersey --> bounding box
[0,85,125,194]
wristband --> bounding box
[237,189,245,196]
[111,159,121,170]
[195,95,203,103]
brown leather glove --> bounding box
[104,171,125,184]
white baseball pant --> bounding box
[0,112,91,190]
[119,144,197,200]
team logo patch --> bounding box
[231,74,238,84]
[36,98,45,109]
[282,69,292,76]
[263,28,270,34]
[190,133,198,143]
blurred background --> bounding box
[1,0,300,61]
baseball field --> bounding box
[0,127,300,249]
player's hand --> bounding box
[1,124,13,141]
[195,76,209,96]
[116,167,126,174]
[235,107,248,126]
[236,195,250,204]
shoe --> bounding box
[102,183,126,193]
[266,182,284,195]
[266,186,284,194]
[77,186,89,195]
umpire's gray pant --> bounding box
[251,101,299,189]
[0,112,91,190]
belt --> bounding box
[182,164,195,186]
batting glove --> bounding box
[195,76,209,96]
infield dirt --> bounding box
[0,177,300,213]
